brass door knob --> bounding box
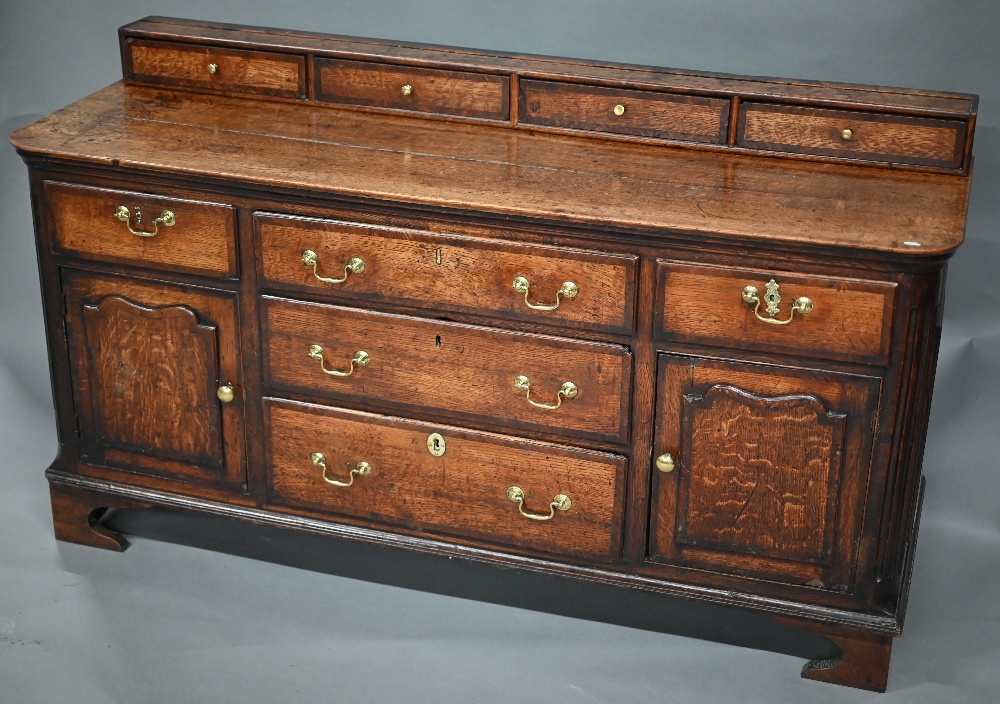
[613,104,626,116]
[401,84,413,96]
[656,453,675,473]
[207,63,219,75]
[217,384,236,403]
[841,128,853,140]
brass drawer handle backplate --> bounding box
[512,276,579,311]
[114,205,175,238]
[301,249,365,284]
[742,279,813,326]
[308,345,370,377]
[514,374,578,410]
[506,486,572,521]
[311,452,372,487]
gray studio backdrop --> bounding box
[1,2,998,703]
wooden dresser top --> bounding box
[10,17,976,259]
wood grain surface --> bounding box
[656,261,896,364]
[46,180,237,277]
[265,399,626,560]
[10,85,972,257]
[739,102,965,169]
[650,354,880,594]
[257,213,637,334]
[126,38,307,98]
[677,385,844,564]
[62,270,247,488]
[123,17,977,116]
[519,79,728,144]
[316,58,508,120]
[262,296,632,443]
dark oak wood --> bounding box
[50,482,150,552]
[655,261,897,364]
[11,17,976,693]
[262,296,633,444]
[519,79,729,144]
[739,102,966,170]
[62,270,247,489]
[46,181,238,278]
[315,58,509,120]
[11,84,973,257]
[256,212,637,335]
[116,17,977,173]
[124,38,307,98]
[265,398,626,561]
[650,354,880,596]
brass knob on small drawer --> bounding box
[841,128,853,140]
[207,63,219,75]
[613,104,626,116]
[401,84,413,96]
[656,453,675,473]
[216,384,236,403]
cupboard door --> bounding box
[649,354,880,593]
[62,270,246,489]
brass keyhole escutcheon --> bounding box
[427,433,446,457]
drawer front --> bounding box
[263,297,631,443]
[655,261,896,364]
[125,39,307,98]
[519,79,729,144]
[738,102,966,169]
[315,58,509,120]
[46,182,237,277]
[265,399,626,561]
[257,213,637,335]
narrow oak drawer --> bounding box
[519,79,729,144]
[263,297,631,443]
[256,213,637,335]
[124,39,307,98]
[265,399,626,561]
[737,102,966,169]
[655,261,897,364]
[315,58,509,120]
[45,182,238,278]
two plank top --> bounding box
[11,82,971,257]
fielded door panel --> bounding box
[62,270,247,489]
[649,354,880,594]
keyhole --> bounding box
[435,335,441,347]
[433,438,441,452]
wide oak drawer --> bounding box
[315,58,509,120]
[263,297,632,443]
[124,39,307,98]
[737,102,966,169]
[257,213,637,335]
[519,79,729,144]
[265,399,626,561]
[45,182,238,278]
[655,262,896,364]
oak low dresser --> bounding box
[10,17,977,692]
